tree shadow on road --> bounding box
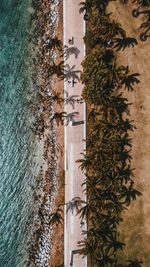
[64,64,81,82]
[63,45,80,59]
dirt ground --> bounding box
[108,2,150,266]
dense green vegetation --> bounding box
[75,1,143,266]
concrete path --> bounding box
[63,1,87,267]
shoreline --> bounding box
[27,0,63,266]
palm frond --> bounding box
[46,37,62,51]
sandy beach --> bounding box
[27,0,64,266]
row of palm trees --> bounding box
[69,1,143,267]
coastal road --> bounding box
[63,1,87,267]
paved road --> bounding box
[63,1,87,267]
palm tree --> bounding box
[46,37,62,51]
[51,91,64,106]
[107,63,127,87]
[48,61,64,78]
[82,176,102,196]
[95,256,115,266]
[79,0,93,14]
[78,202,97,220]
[77,238,97,258]
[49,208,63,226]
[118,164,134,183]
[78,228,116,265]
[110,95,129,118]
[88,108,101,123]
[51,112,67,126]
[76,153,93,172]
[92,14,126,44]
[84,30,99,48]
[107,239,125,253]
[102,50,115,64]
[79,0,109,18]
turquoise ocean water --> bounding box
[0,1,36,266]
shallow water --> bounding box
[0,1,36,266]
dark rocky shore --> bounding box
[27,1,61,266]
